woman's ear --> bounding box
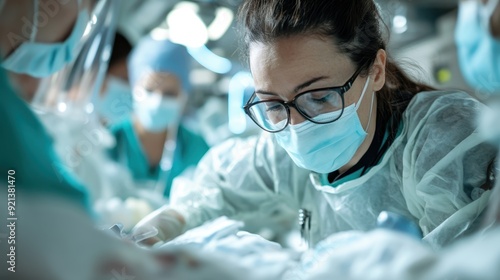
[372,49,387,92]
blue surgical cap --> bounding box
[128,35,192,92]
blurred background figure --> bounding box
[0,1,165,280]
[0,0,96,213]
[108,35,209,198]
[455,0,500,96]
[94,32,134,126]
[454,0,500,226]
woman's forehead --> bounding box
[249,35,354,89]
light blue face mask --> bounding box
[1,0,89,78]
[95,77,133,125]
[275,77,373,174]
[133,90,183,132]
[456,0,500,95]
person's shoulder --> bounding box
[405,90,485,121]
[178,123,203,139]
[177,123,210,155]
[402,90,486,142]
[408,90,484,113]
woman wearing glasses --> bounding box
[133,0,497,248]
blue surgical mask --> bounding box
[455,0,500,94]
[133,91,182,132]
[1,0,89,78]
[95,77,133,125]
[275,77,373,174]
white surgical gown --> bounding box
[170,91,497,248]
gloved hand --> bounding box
[376,211,423,239]
[131,206,186,246]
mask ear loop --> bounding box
[364,91,375,133]
[30,0,40,42]
[355,77,375,133]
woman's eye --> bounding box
[266,104,283,112]
[310,92,334,103]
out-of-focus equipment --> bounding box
[32,0,120,116]
[27,0,145,213]
[298,209,312,251]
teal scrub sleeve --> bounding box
[109,120,209,197]
[163,124,210,196]
[177,124,210,169]
[108,118,151,180]
[0,66,90,211]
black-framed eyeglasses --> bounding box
[243,67,363,133]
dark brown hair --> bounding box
[238,0,434,138]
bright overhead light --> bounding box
[150,27,169,41]
[167,2,208,48]
[208,7,234,41]
[57,102,67,113]
[393,15,408,34]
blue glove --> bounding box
[376,211,423,239]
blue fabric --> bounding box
[0,65,90,210]
[455,1,500,94]
[128,35,191,91]
[1,9,89,78]
[108,119,209,197]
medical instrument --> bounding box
[298,209,312,250]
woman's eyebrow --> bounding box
[255,76,330,96]
[293,76,329,93]
[255,90,278,96]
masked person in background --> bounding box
[0,1,165,279]
[108,35,209,198]
[94,32,134,126]
[456,0,500,94]
[0,0,94,209]
[133,0,497,248]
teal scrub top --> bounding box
[108,119,209,197]
[0,65,90,210]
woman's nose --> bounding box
[289,107,308,125]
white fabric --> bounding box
[304,226,500,280]
[170,91,496,249]
[0,191,161,280]
[159,217,244,249]
[155,217,296,280]
[480,100,500,144]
